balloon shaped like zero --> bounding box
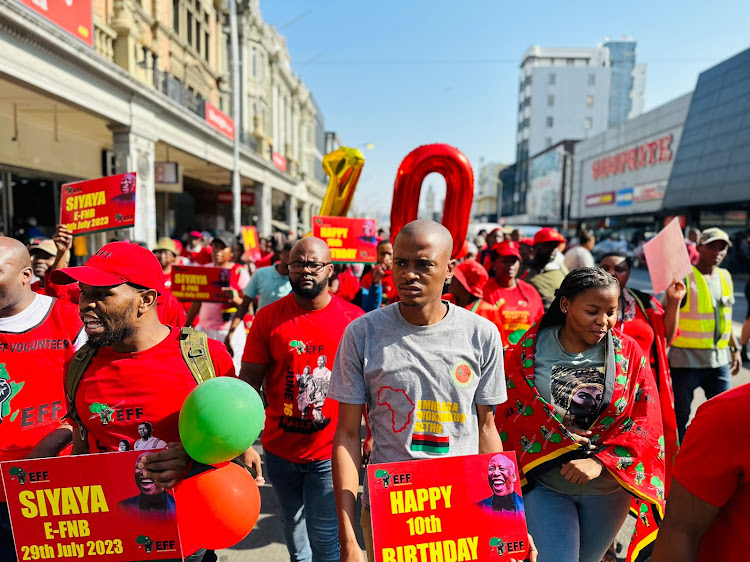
[390,144,474,259]
[179,377,265,465]
[175,462,261,554]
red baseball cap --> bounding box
[51,242,165,293]
[519,237,535,246]
[491,240,522,260]
[453,260,489,299]
[533,227,565,245]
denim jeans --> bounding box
[1,503,16,562]
[264,450,339,562]
[671,365,731,441]
[523,483,632,562]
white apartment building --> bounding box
[508,39,646,220]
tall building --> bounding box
[0,0,328,248]
[473,161,507,222]
[509,38,646,220]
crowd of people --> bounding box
[0,219,748,562]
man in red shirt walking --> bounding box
[51,242,239,562]
[0,238,84,562]
[240,237,364,562]
[483,240,544,348]
[448,260,507,343]
[652,383,750,561]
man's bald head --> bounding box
[0,237,32,270]
[288,236,333,302]
[395,221,454,262]
[0,237,35,316]
[290,236,332,263]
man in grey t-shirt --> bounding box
[329,220,511,562]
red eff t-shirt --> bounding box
[67,327,235,453]
[483,278,544,344]
[242,294,364,462]
[672,384,750,561]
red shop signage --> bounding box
[205,102,235,140]
[216,191,255,206]
[591,134,673,180]
[272,152,287,172]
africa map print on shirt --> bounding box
[550,366,605,431]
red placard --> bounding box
[1,451,182,561]
[312,216,378,263]
[367,453,529,562]
[240,226,261,260]
[170,265,233,302]
[60,173,136,235]
[204,102,235,140]
[17,0,94,47]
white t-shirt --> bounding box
[0,294,87,349]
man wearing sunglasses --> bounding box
[240,237,364,562]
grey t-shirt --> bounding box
[329,302,507,504]
[532,327,620,495]
[669,271,731,369]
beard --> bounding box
[87,325,135,348]
[291,276,329,299]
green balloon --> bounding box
[179,377,265,465]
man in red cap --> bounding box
[448,260,507,341]
[181,230,211,265]
[483,241,544,348]
[520,227,568,310]
[0,237,84,562]
[50,242,244,562]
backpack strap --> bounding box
[179,327,216,384]
[64,343,98,440]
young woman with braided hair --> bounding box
[497,268,667,562]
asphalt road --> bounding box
[217,267,750,562]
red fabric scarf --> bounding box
[497,323,666,562]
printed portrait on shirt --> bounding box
[550,366,605,430]
[296,355,332,424]
[133,422,167,451]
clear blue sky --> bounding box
[259,1,750,218]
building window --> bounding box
[584,117,593,130]
[204,30,209,62]
[546,116,554,128]
[567,58,574,66]
[548,73,556,85]
[547,94,554,107]
[588,73,596,86]
[172,0,179,32]
[586,95,594,107]
[252,47,257,77]
[186,11,193,44]
[545,137,552,148]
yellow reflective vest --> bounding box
[672,266,733,350]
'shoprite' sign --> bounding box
[170,265,233,303]
[205,102,235,140]
[313,216,378,263]
[368,453,529,562]
[1,451,182,561]
[591,134,673,180]
[60,173,136,235]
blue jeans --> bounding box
[524,483,631,562]
[264,450,339,562]
[671,365,731,441]
[1,503,16,562]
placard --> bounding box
[643,217,693,294]
[312,216,377,263]
[241,226,261,260]
[60,173,136,236]
[1,451,182,561]
[170,265,232,303]
[367,453,529,562]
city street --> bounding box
[217,268,750,562]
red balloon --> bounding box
[390,144,474,259]
[175,462,261,554]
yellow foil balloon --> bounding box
[320,147,365,217]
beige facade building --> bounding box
[0,0,328,249]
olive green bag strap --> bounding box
[64,343,98,440]
[179,327,216,384]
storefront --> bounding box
[570,93,692,231]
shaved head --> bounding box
[0,237,32,269]
[395,221,453,262]
[0,236,35,317]
[288,237,333,302]
[290,236,332,263]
